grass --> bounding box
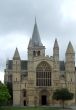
[0,106,61,110]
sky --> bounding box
[0,0,76,82]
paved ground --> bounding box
[69,106,76,110]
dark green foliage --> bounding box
[0,81,11,106]
[52,88,73,108]
[6,82,13,105]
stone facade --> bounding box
[4,20,76,106]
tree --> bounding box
[52,88,73,108]
[0,81,11,106]
[6,82,13,105]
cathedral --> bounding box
[4,19,76,106]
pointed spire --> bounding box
[53,38,59,48]
[31,18,43,46]
[66,41,75,54]
[13,48,20,60]
[53,38,59,61]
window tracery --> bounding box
[36,61,51,86]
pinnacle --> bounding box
[13,48,20,60]
[54,38,59,48]
[66,41,75,54]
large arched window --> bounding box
[36,61,51,86]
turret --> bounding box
[28,18,45,60]
[66,41,75,62]
[65,41,75,72]
[65,42,75,93]
[12,48,21,106]
[53,38,59,61]
[12,48,21,82]
[52,39,60,87]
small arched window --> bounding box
[33,51,36,56]
[37,51,40,56]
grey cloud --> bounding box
[0,0,75,57]
[0,0,63,35]
[0,0,76,81]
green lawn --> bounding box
[0,107,61,110]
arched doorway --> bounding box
[39,89,49,105]
[22,89,27,106]
[23,100,26,106]
[41,95,47,105]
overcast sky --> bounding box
[0,0,76,82]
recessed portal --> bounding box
[41,95,47,105]
[23,100,26,106]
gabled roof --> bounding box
[60,61,65,71]
[21,60,28,70]
[7,60,28,70]
[7,60,13,69]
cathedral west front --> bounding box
[4,19,76,106]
